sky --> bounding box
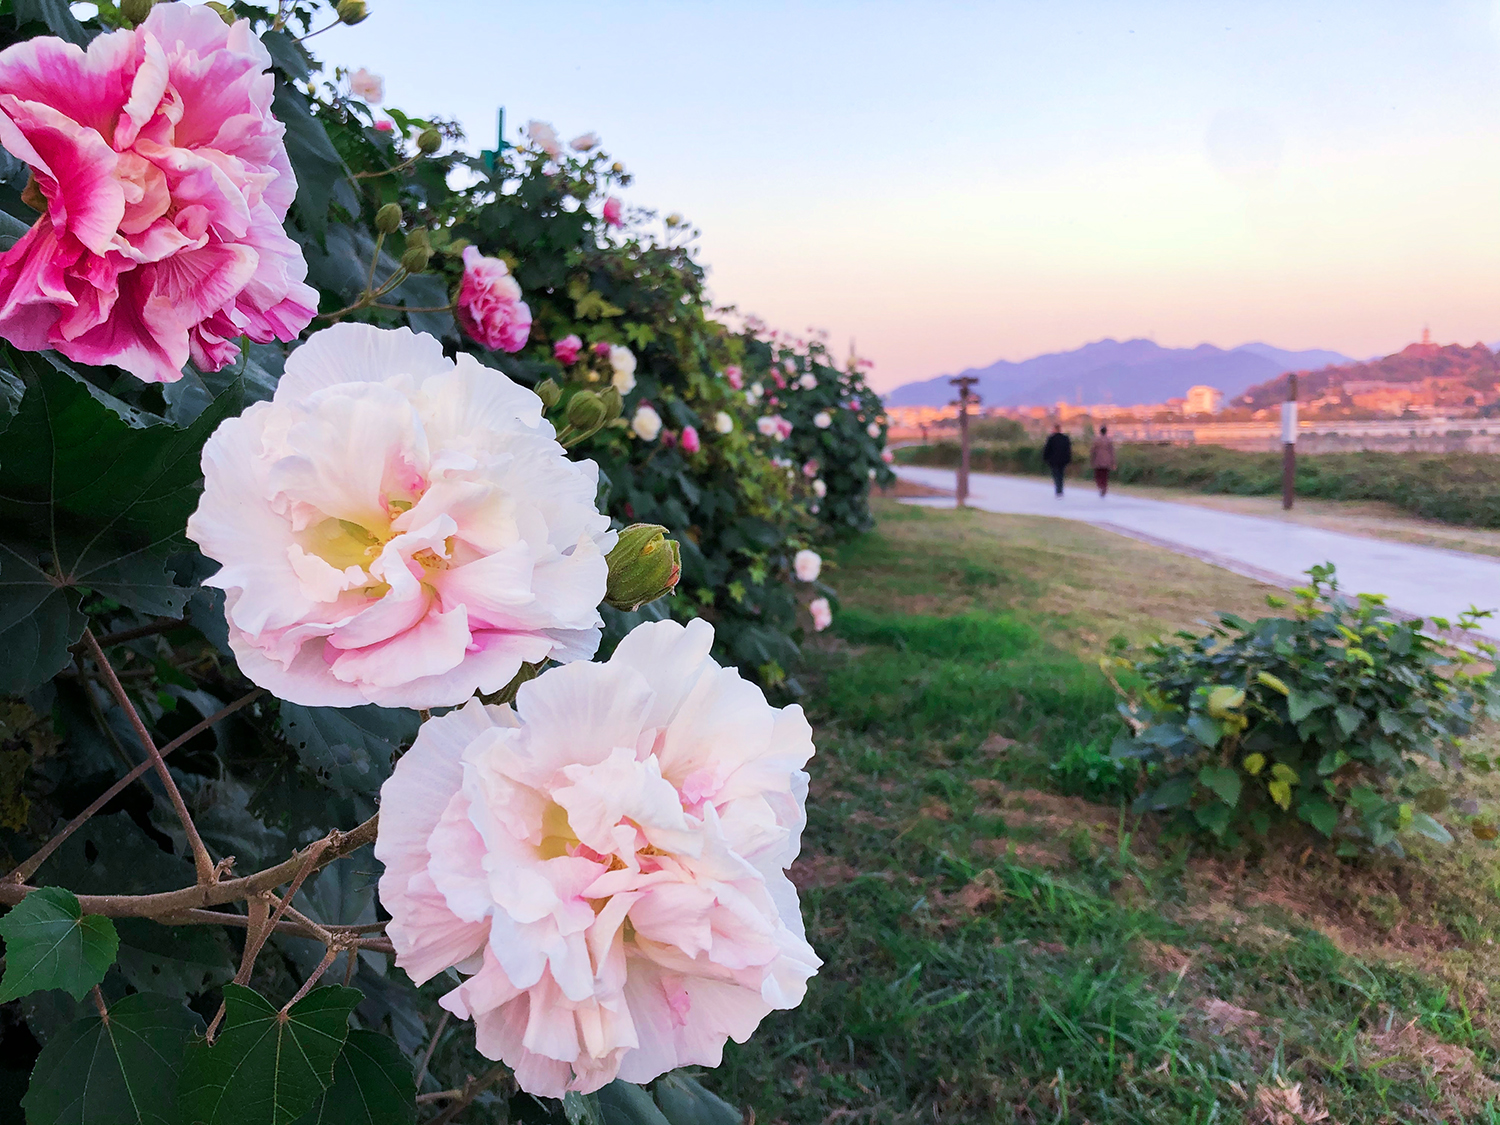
[329,1,1500,391]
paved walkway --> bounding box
[896,466,1500,628]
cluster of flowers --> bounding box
[0,7,817,1100]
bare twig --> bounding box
[283,944,341,1010]
[0,814,379,916]
[369,302,456,314]
[415,1090,462,1105]
[155,907,394,952]
[91,985,109,1022]
[5,689,263,885]
[414,1011,449,1090]
[78,618,184,650]
[232,896,272,987]
[83,629,216,886]
[420,1063,511,1125]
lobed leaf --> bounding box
[0,886,118,1002]
[291,1030,415,1125]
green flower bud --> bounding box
[374,202,402,234]
[416,127,442,154]
[599,385,623,422]
[203,1,235,23]
[400,244,431,273]
[605,524,681,611]
[336,0,369,25]
[121,0,156,26]
[534,378,562,411]
[566,389,608,433]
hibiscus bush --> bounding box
[0,2,889,1122]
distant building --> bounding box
[1184,385,1224,414]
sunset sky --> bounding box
[332,1,1500,391]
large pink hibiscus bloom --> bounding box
[0,3,317,383]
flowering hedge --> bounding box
[0,2,887,1122]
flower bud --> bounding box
[605,524,681,611]
[336,0,369,25]
[534,378,562,411]
[400,244,431,273]
[120,0,155,25]
[375,202,402,234]
[417,127,442,154]
[566,389,608,433]
[599,385,623,422]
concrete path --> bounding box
[896,465,1500,628]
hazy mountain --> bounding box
[883,338,1353,408]
[1240,342,1500,409]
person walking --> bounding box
[1090,424,1117,497]
[1041,423,1072,498]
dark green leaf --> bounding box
[279,704,417,796]
[1409,811,1454,844]
[113,920,236,1000]
[1286,688,1334,723]
[292,1030,415,1125]
[1194,802,1232,837]
[1297,797,1339,837]
[1333,704,1362,736]
[1150,776,1195,809]
[564,1091,608,1125]
[21,992,202,1125]
[0,360,234,691]
[1197,765,1242,807]
[653,1074,742,1125]
[275,83,346,234]
[178,985,360,1125]
[595,1084,665,1125]
[0,886,118,1002]
[13,0,91,45]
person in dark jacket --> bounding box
[1041,424,1072,497]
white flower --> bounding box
[526,120,562,157]
[813,411,832,429]
[868,467,877,480]
[375,618,820,1097]
[185,324,613,709]
[746,383,764,403]
[798,373,818,390]
[867,422,881,438]
[632,404,662,441]
[794,549,822,582]
[756,416,778,437]
[809,597,832,631]
[713,411,734,434]
[350,67,384,104]
[812,479,827,498]
[570,132,600,152]
[609,346,637,394]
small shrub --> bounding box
[1109,565,1500,854]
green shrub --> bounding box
[1109,565,1500,854]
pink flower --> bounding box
[809,597,832,632]
[0,3,317,383]
[660,428,677,449]
[374,618,820,1097]
[680,425,700,453]
[772,371,787,390]
[794,550,821,582]
[374,119,394,133]
[802,460,819,478]
[602,196,623,227]
[594,340,612,358]
[456,246,532,353]
[881,449,894,464]
[185,323,615,709]
[724,364,743,389]
[349,67,383,104]
[553,334,582,365]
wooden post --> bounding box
[1282,372,1298,510]
[950,375,979,507]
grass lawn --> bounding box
[705,499,1500,1124]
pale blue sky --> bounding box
[329,1,1500,388]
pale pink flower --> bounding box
[602,196,623,227]
[867,422,881,438]
[724,365,743,390]
[526,119,561,157]
[814,411,832,429]
[570,131,599,152]
[553,334,582,365]
[350,67,383,104]
[812,479,826,498]
[680,425,700,453]
[713,411,733,434]
[798,373,818,391]
[456,246,532,353]
[809,597,832,632]
[609,344,636,394]
[802,460,819,479]
[374,618,820,1097]
[0,3,317,383]
[881,449,894,464]
[186,323,614,709]
[793,550,821,582]
[631,403,662,441]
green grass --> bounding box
[703,502,1500,1124]
[900,440,1500,529]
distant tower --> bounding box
[1422,325,1432,347]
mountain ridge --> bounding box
[883,338,1353,408]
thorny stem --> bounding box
[5,689,264,885]
[420,1063,511,1125]
[0,814,380,916]
[83,629,217,886]
[414,1011,450,1090]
